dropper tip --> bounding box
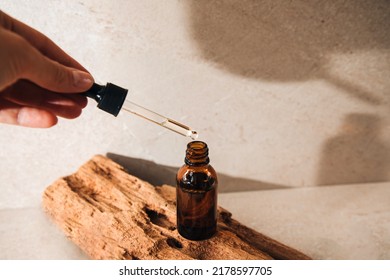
[189,130,199,140]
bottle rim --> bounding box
[185,141,210,165]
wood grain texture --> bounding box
[42,155,310,260]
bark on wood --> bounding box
[42,155,310,260]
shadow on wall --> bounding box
[317,113,390,185]
[107,153,290,193]
[186,0,390,105]
[186,0,390,186]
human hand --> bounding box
[0,10,94,128]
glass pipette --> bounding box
[121,100,198,140]
[83,82,198,140]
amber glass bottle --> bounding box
[176,141,218,240]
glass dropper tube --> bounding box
[121,100,199,140]
[84,82,198,140]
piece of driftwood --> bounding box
[42,155,310,260]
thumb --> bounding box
[24,51,94,93]
[3,29,94,93]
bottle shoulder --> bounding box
[176,164,218,191]
[177,164,217,178]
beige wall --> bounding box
[0,0,389,208]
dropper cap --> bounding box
[83,83,128,116]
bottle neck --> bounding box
[184,141,210,166]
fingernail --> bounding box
[73,71,94,88]
[17,109,30,126]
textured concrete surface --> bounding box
[0,0,389,259]
[219,182,390,260]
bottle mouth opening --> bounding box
[187,141,208,150]
[185,141,209,165]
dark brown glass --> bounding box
[176,141,218,240]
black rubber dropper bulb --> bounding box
[83,83,128,117]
